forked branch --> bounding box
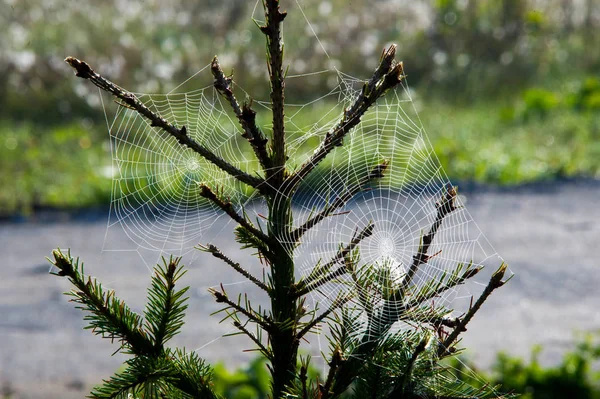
[199,244,269,293]
[209,285,274,332]
[232,320,272,360]
[198,183,271,244]
[438,262,510,357]
[284,45,404,195]
[394,185,459,300]
[65,56,265,191]
[211,56,272,172]
[50,249,154,356]
[294,222,375,298]
[291,160,388,244]
[296,294,352,340]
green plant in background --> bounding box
[213,335,600,399]
[0,122,110,215]
[2,1,600,213]
[50,1,512,398]
[447,334,600,399]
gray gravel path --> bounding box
[1,179,599,398]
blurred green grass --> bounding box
[2,0,599,215]
[2,91,598,215]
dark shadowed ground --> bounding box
[1,179,599,399]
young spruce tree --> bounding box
[54,1,512,398]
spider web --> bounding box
[98,2,513,396]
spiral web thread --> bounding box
[98,3,512,396]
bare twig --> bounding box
[209,286,273,332]
[438,262,510,357]
[291,160,388,243]
[394,185,459,300]
[199,244,269,293]
[294,222,375,298]
[211,56,272,172]
[65,56,265,191]
[198,183,271,244]
[283,45,404,195]
[402,265,483,311]
[232,320,272,360]
[297,295,352,340]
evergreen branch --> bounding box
[299,356,311,399]
[209,285,273,332]
[284,45,404,195]
[297,295,352,340]
[402,263,482,311]
[234,224,273,261]
[52,250,217,398]
[260,0,288,185]
[90,355,174,399]
[438,262,510,357]
[367,261,480,339]
[294,222,375,298]
[323,309,370,398]
[64,56,265,191]
[285,356,322,399]
[144,256,189,352]
[211,56,272,172]
[232,320,272,360]
[200,244,269,292]
[396,338,428,397]
[50,249,154,356]
[326,308,364,359]
[394,185,459,300]
[320,348,343,399]
[169,348,218,399]
[199,183,271,244]
[291,160,388,243]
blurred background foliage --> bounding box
[1,0,599,215]
[208,334,600,399]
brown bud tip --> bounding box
[64,56,93,79]
[168,259,178,274]
[382,44,397,62]
[210,290,226,303]
[490,262,508,288]
[198,184,215,200]
[397,61,405,77]
[211,56,222,74]
[462,266,483,280]
[372,160,389,178]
